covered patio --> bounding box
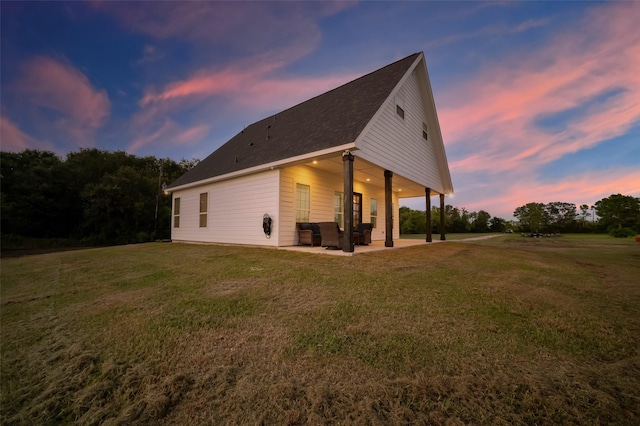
[300,151,448,253]
[279,238,444,257]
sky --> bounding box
[1,1,639,219]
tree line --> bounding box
[1,149,198,246]
[400,195,640,237]
[400,205,508,234]
[3,149,637,247]
[514,196,640,237]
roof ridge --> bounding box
[168,52,422,189]
[256,52,421,122]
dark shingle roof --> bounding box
[169,53,420,189]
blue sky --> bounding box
[2,1,639,219]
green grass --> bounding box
[2,236,639,424]
[400,232,496,240]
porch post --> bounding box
[342,150,354,253]
[384,170,394,247]
[425,188,432,242]
[439,193,446,241]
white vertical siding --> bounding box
[356,68,445,193]
[171,170,280,246]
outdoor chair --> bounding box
[318,222,343,249]
[354,223,373,245]
[296,222,321,246]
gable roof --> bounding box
[168,53,421,190]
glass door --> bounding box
[353,192,362,228]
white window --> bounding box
[173,197,180,228]
[334,191,344,228]
[370,198,378,228]
[199,193,208,227]
[296,184,310,222]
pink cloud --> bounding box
[127,119,211,152]
[431,2,640,218]
[98,1,358,153]
[449,167,640,220]
[140,68,250,106]
[439,1,640,178]
[141,61,358,110]
[11,56,110,147]
[129,65,356,152]
[0,116,52,152]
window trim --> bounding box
[370,198,378,229]
[295,183,310,223]
[334,191,344,228]
[173,197,181,228]
[199,192,208,228]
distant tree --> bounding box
[0,150,76,238]
[545,202,577,232]
[446,205,470,232]
[579,204,591,228]
[489,216,507,232]
[178,158,200,171]
[401,205,497,234]
[594,194,640,232]
[400,206,427,234]
[400,206,413,234]
[431,206,441,233]
[81,166,156,243]
[1,148,197,245]
[514,202,547,233]
[471,210,491,232]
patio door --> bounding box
[353,192,362,228]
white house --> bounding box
[166,52,453,252]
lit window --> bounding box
[296,184,310,222]
[173,197,180,228]
[334,191,344,228]
[370,199,378,228]
[199,193,208,227]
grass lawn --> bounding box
[400,232,495,240]
[2,235,639,424]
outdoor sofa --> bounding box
[297,221,373,249]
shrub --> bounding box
[609,227,636,238]
[136,231,150,243]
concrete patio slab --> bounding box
[277,238,443,256]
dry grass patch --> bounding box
[2,236,639,424]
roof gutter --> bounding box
[167,142,357,193]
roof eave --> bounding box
[166,142,357,193]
